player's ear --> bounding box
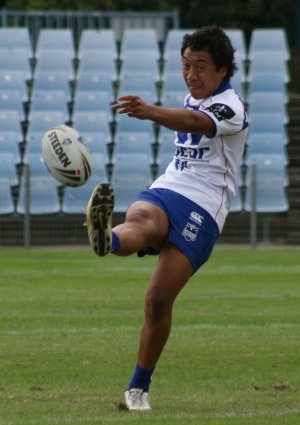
[219,66,228,79]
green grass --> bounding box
[0,246,300,424]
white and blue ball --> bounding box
[42,125,93,186]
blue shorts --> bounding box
[134,188,219,271]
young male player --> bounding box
[86,25,248,410]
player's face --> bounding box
[182,48,227,99]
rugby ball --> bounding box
[42,125,93,186]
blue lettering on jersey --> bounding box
[177,131,203,146]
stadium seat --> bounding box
[73,90,113,122]
[0,131,22,163]
[247,71,288,104]
[78,29,117,60]
[0,27,33,58]
[34,50,75,81]
[27,110,66,135]
[0,71,29,102]
[244,133,288,166]
[245,154,288,187]
[157,126,176,155]
[113,131,154,159]
[115,114,155,141]
[248,112,288,145]
[0,90,25,121]
[76,71,115,100]
[17,176,61,215]
[112,153,153,212]
[120,51,160,81]
[78,132,110,161]
[32,71,72,102]
[224,29,247,61]
[0,179,15,215]
[163,29,193,59]
[120,29,160,60]
[35,29,75,59]
[77,50,117,80]
[156,151,174,176]
[23,152,59,184]
[162,51,183,77]
[247,92,289,124]
[0,152,19,186]
[118,73,158,103]
[247,52,290,83]
[0,110,23,142]
[248,28,290,61]
[30,90,70,122]
[0,48,32,80]
[160,91,186,108]
[230,72,246,100]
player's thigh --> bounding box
[125,200,170,247]
[146,241,194,306]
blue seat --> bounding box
[72,111,112,136]
[120,51,160,81]
[248,28,290,61]
[77,132,110,160]
[245,133,288,166]
[157,126,176,155]
[76,72,115,100]
[161,73,187,92]
[0,71,29,102]
[35,29,75,59]
[248,113,288,145]
[247,92,289,124]
[162,51,183,77]
[230,72,245,100]
[114,131,154,159]
[34,50,75,80]
[0,48,32,80]
[156,152,173,176]
[30,90,70,121]
[0,27,33,58]
[17,176,61,215]
[23,152,59,184]
[247,52,290,83]
[27,110,66,135]
[247,72,288,104]
[0,179,15,215]
[234,51,246,83]
[160,91,186,108]
[120,29,160,60]
[115,114,155,141]
[163,29,192,59]
[78,29,117,60]
[112,153,153,212]
[0,110,23,142]
[118,73,158,102]
[0,152,19,186]
[33,71,72,102]
[0,131,22,163]
[78,50,117,80]
[224,29,247,61]
[73,90,113,121]
[245,154,288,187]
[0,90,25,121]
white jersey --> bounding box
[151,82,248,232]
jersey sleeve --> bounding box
[201,91,246,137]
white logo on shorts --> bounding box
[190,211,204,225]
[182,222,199,242]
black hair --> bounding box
[181,25,237,81]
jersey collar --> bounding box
[213,81,232,96]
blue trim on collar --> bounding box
[213,81,232,96]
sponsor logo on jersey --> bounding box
[206,103,235,121]
[182,222,199,242]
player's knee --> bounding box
[145,288,174,323]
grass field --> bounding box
[0,246,300,425]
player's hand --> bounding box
[111,95,152,119]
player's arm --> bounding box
[111,95,216,138]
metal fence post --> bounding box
[24,164,31,248]
[250,161,257,249]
